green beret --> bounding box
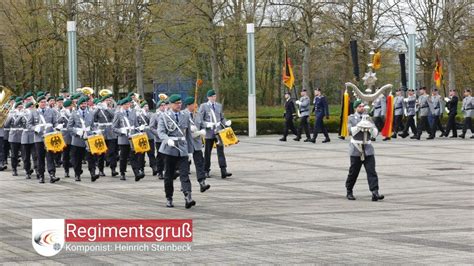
[25,102,34,108]
[47,96,55,102]
[37,96,46,102]
[44,91,50,96]
[56,96,64,101]
[23,91,33,98]
[14,101,23,108]
[127,92,135,97]
[63,100,72,107]
[353,99,363,109]
[168,94,181,103]
[60,88,68,93]
[9,96,16,101]
[156,100,165,106]
[101,94,112,101]
[184,96,195,106]
[77,96,89,105]
[71,93,81,100]
[93,98,101,104]
[15,96,23,102]
[207,89,216,97]
[36,91,44,97]
[121,97,132,104]
[116,99,123,106]
[140,101,148,108]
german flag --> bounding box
[434,53,443,88]
[282,50,295,90]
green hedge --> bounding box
[230,116,464,135]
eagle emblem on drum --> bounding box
[138,137,148,149]
[225,130,235,141]
[50,136,62,148]
[94,138,105,150]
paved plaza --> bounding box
[0,134,473,264]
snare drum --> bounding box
[86,134,108,155]
[217,127,239,147]
[44,131,66,153]
[129,133,150,153]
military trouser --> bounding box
[62,145,71,174]
[346,155,379,192]
[392,115,403,136]
[373,116,385,132]
[104,139,118,170]
[204,138,227,173]
[402,115,417,135]
[312,114,329,140]
[119,144,140,174]
[70,145,97,178]
[283,116,297,138]
[34,142,56,177]
[190,150,206,183]
[164,155,191,199]
[416,116,431,137]
[142,140,156,171]
[0,137,4,166]
[297,115,311,139]
[2,137,10,165]
[22,143,35,174]
[431,115,445,137]
[10,142,21,171]
[155,141,164,173]
[462,117,473,135]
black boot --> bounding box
[26,173,31,179]
[199,181,211,193]
[120,173,126,181]
[166,198,174,208]
[303,138,312,142]
[391,133,397,139]
[382,137,390,141]
[12,168,18,176]
[39,175,45,184]
[99,169,106,177]
[459,134,465,139]
[111,168,119,177]
[221,168,232,179]
[91,171,100,182]
[64,170,70,178]
[293,137,301,141]
[309,138,316,143]
[75,175,81,182]
[372,190,385,201]
[279,137,287,142]
[204,171,211,179]
[50,173,60,184]
[346,191,356,200]
[184,192,196,209]
[152,167,158,176]
[322,138,330,143]
[134,169,145,182]
[157,172,164,180]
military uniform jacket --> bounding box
[157,110,191,157]
[58,109,72,144]
[27,108,58,143]
[405,95,417,116]
[299,96,310,117]
[313,96,329,117]
[183,109,205,153]
[136,110,154,141]
[93,107,116,140]
[199,101,227,139]
[394,96,404,116]
[67,108,96,148]
[430,95,442,116]
[462,96,474,118]
[2,110,14,139]
[348,113,375,157]
[20,110,34,144]
[284,98,296,119]
[112,109,138,145]
[5,111,23,143]
[373,95,386,117]
[418,95,430,117]
[149,111,162,143]
[446,96,458,115]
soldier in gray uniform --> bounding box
[150,100,167,179]
[20,102,37,179]
[4,100,24,176]
[400,88,417,138]
[136,101,158,175]
[199,89,232,179]
[0,96,16,170]
[460,88,474,139]
[66,96,100,182]
[93,95,118,177]
[112,96,144,181]
[294,89,311,142]
[429,88,445,139]
[57,100,73,177]
[414,87,432,140]
[157,94,195,209]
[345,99,384,202]
[372,94,386,134]
[26,96,60,184]
[183,96,211,193]
[391,88,404,138]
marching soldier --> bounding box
[413,87,432,140]
[93,96,118,177]
[345,99,384,201]
[2,96,16,169]
[279,91,298,141]
[183,96,211,193]
[372,94,386,140]
[429,88,445,139]
[391,88,404,138]
[310,88,330,143]
[58,100,73,177]
[150,100,167,179]
[66,96,100,182]
[199,89,232,179]
[400,88,417,138]
[157,94,195,208]
[26,96,60,184]
[136,101,158,175]
[112,96,144,181]
[459,88,473,139]
[443,89,459,138]
[4,100,24,176]
[60,88,70,99]
[20,102,37,179]
[294,89,311,142]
